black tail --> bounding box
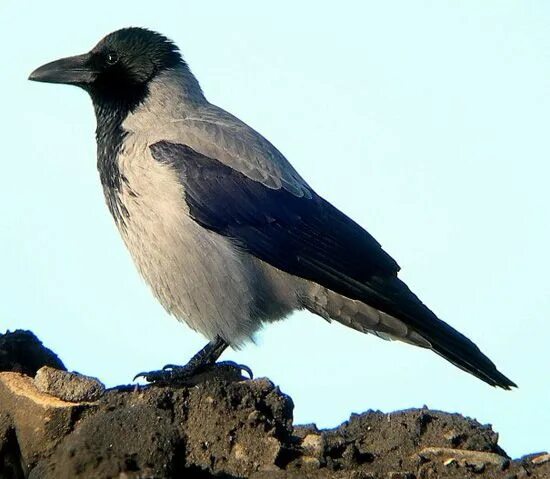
[422,319,517,389]
[365,277,517,389]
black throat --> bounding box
[91,86,147,225]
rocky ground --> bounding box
[0,330,547,479]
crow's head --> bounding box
[30,27,185,107]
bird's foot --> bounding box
[134,360,253,386]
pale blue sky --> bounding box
[1,1,548,458]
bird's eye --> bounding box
[106,52,119,65]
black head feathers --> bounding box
[92,27,183,83]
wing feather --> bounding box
[171,105,311,197]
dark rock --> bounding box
[0,330,65,376]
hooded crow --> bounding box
[29,27,516,389]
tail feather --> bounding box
[419,316,517,389]
[304,279,517,390]
[369,277,517,389]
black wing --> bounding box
[151,140,516,389]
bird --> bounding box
[29,27,516,389]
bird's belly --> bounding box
[108,150,296,345]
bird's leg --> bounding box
[134,336,253,385]
[165,335,228,370]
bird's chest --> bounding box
[99,144,253,325]
[106,145,197,280]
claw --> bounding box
[136,373,169,384]
[133,371,147,382]
[212,361,254,380]
[239,363,253,379]
[133,368,175,383]
[132,365,195,385]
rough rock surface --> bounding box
[0,330,547,479]
[34,366,106,403]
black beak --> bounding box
[29,53,96,85]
